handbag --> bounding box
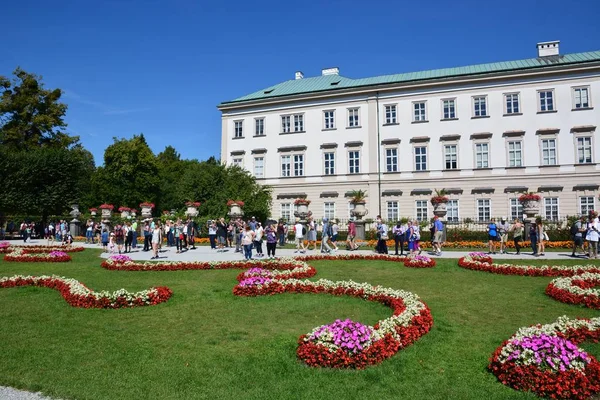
[543,232,549,241]
[381,234,389,240]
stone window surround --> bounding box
[471,133,491,169]
[503,92,521,115]
[440,97,457,120]
[571,85,592,110]
[503,131,525,168]
[383,103,398,125]
[441,135,460,171]
[572,131,595,165]
[537,130,559,167]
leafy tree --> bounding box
[155,145,187,211]
[92,134,160,208]
[0,67,78,150]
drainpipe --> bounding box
[376,92,382,217]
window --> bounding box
[505,93,520,114]
[281,203,292,222]
[324,202,335,219]
[255,118,264,136]
[573,87,590,109]
[348,108,359,127]
[509,198,523,221]
[281,155,291,177]
[232,157,243,168]
[477,199,491,221]
[281,115,291,133]
[293,154,304,176]
[324,152,335,175]
[294,114,304,132]
[415,200,428,221]
[475,143,489,168]
[253,157,264,178]
[539,90,555,112]
[508,141,522,167]
[387,201,399,222]
[541,139,557,165]
[580,196,595,215]
[234,121,243,138]
[442,99,456,119]
[386,148,398,172]
[413,102,426,121]
[348,151,360,174]
[324,110,335,129]
[447,199,459,222]
[444,145,458,170]
[414,146,427,171]
[577,137,593,164]
[473,96,487,117]
[384,105,397,124]
[544,197,559,221]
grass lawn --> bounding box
[1,250,600,400]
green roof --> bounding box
[220,50,600,106]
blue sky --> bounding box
[2,0,599,165]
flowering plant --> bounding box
[294,199,311,206]
[518,192,541,202]
[99,203,114,210]
[238,276,272,287]
[48,251,69,258]
[403,255,436,268]
[227,200,245,207]
[468,252,493,263]
[162,210,170,215]
[546,272,600,309]
[458,256,600,277]
[118,206,131,212]
[185,201,201,207]
[4,248,72,262]
[109,254,133,263]
[0,242,10,249]
[307,319,375,354]
[131,209,137,213]
[0,275,172,309]
[430,189,449,205]
[139,202,155,209]
[89,208,98,212]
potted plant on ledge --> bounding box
[139,202,155,218]
[185,201,201,217]
[99,204,114,219]
[227,200,245,218]
[118,206,131,219]
[349,190,368,219]
[518,192,541,219]
[430,189,449,218]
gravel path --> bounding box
[0,386,56,400]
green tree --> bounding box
[92,134,160,208]
[155,145,187,211]
[0,67,78,150]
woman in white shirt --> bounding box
[241,226,255,260]
[151,222,162,260]
[586,213,599,259]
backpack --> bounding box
[327,224,333,237]
[302,226,307,236]
[115,227,124,239]
[570,223,579,236]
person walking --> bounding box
[376,221,389,254]
[175,219,185,254]
[498,217,510,254]
[295,219,307,254]
[234,219,243,253]
[320,218,332,254]
[114,223,125,254]
[392,221,406,256]
[306,217,317,251]
[241,225,255,260]
[216,218,228,252]
[487,218,498,254]
[208,220,217,250]
[124,221,133,253]
[151,222,162,259]
[265,223,277,259]
[330,220,339,251]
[277,221,286,247]
[187,219,196,250]
[143,221,151,252]
[254,222,264,257]
[510,218,524,255]
[571,216,586,257]
[586,211,599,259]
[409,220,421,255]
[529,223,538,256]
[432,216,444,256]
[536,217,546,256]
[347,218,357,251]
[131,220,138,249]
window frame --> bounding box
[509,198,523,221]
[414,145,428,171]
[281,115,291,133]
[574,135,594,164]
[544,197,560,221]
[293,153,304,176]
[572,86,591,109]
[323,110,336,130]
[441,98,456,120]
[387,201,399,222]
[347,108,360,128]
[415,200,428,221]
[293,113,304,133]
[234,120,244,138]
[348,149,361,174]
[474,141,490,169]
[385,147,398,172]
[280,155,291,177]
[446,199,459,222]
[580,196,595,216]
[443,143,459,170]
[540,137,558,166]
[254,118,265,136]
[232,157,243,168]
[384,104,397,125]
[507,140,523,167]
[253,156,264,178]
[538,89,556,112]
[324,202,336,219]
[412,101,427,122]
[476,198,491,222]
[323,151,336,176]
[504,92,521,115]
[472,95,488,117]
[280,203,292,222]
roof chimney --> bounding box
[295,71,304,80]
[537,41,560,57]
[322,67,339,76]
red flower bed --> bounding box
[546,273,600,309]
[0,245,85,254]
[458,256,600,277]
[403,255,436,268]
[4,252,71,262]
[0,275,172,309]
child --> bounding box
[108,233,117,254]
[64,231,74,247]
[101,229,109,252]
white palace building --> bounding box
[218,41,600,223]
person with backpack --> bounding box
[409,220,421,255]
[571,216,585,257]
[498,217,510,254]
[347,218,357,251]
[124,221,133,253]
[320,218,332,254]
[265,223,278,259]
[294,219,307,254]
[487,218,498,254]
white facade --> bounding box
[219,45,600,222]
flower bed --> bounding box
[489,315,600,399]
[546,273,600,309]
[467,252,493,264]
[403,255,435,268]
[233,277,432,369]
[4,248,72,262]
[458,256,600,277]
[0,275,172,308]
[0,244,85,254]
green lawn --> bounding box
[1,250,600,399]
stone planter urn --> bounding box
[227,201,244,218]
[131,209,137,218]
[293,199,311,223]
[140,203,154,219]
[521,200,540,219]
[100,208,113,219]
[89,209,97,217]
[121,210,131,219]
[185,202,200,217]
[432,202,448,218]
[351,201,368,219]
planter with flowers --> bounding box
[118,206,131,219]
[99,204,114,219]
[89,208,98,217]
[185,201,201,217]
[349,190,368,219]
[139,202,155,218]
[294,198,311,221]
[430,189,449,218]
[227,200,245,218]
[518,192,541,219]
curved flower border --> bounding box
[489,316,600,399]
[233,277,433,369]
[458,255,600,277]
[403,255,436,268]
[0,275,172,309]
[0,244,85,254]
[546,273,600,309]
[3,248,72,263]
